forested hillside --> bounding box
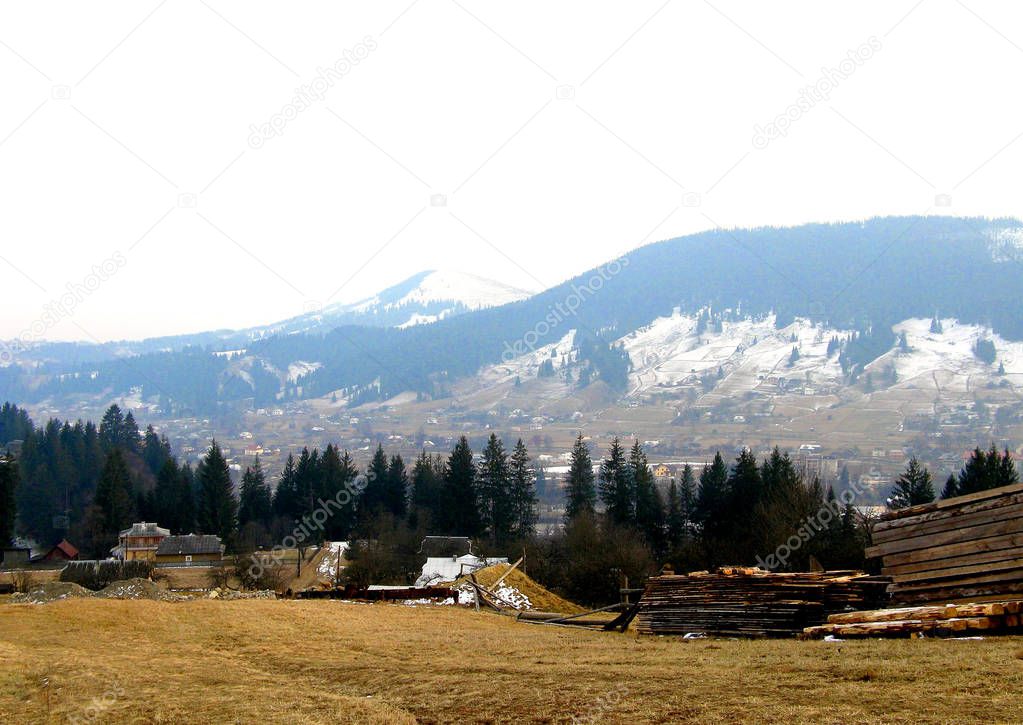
[2,216,1020,414]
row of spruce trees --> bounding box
[2,400,1019,583]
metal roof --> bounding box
[156,534,223,556]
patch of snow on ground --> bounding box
[317,542,349,579]
[398,312,440,329]
[494,585,532,610]
[288,361,323,383]
[475,330,577,389]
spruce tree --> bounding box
[666,478,684,549]
[122,411,140,453]
[509,439,538,539]
[441,437,481,536]
[386,455,408,519]
[293,448,321,520]
[0,453,18,545]
[272,454,299,519]
[95,448,135,537]
[98,405,125,451]
[141,425,172,475]
[695,452,729,560]
[678,463,696,537]
[631,441,664,553]
[599,437,634,526]
[564,434,596,521]
[238,456,273,529]
[153,459,180,531]
[196,440,238,545]
[319,445,357,539]
[888,457,935,509]
[479,434,512,543]
[409,450,441,527]
[361,444,390,517]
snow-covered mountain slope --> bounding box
[621,312,847,398]
[248,270,533,337]
[452,308,1018,419]
[357,270,531,315]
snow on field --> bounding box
[212,349,247,359]
[494,585,532,610]
[397,312,440,329]
[452,583,532,609]
[620,310,1023,401]
[887,318,1023,392]
[621,312,846,397]
[474,330,577,389]
[288,361,322,383]
[317,542,349,579]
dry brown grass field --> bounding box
[3,599,1023,724]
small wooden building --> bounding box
[38,539,80,562]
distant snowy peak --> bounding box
[390,270,531,310]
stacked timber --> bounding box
[802,600,1023,638]
[635,569,889,637]
[865,483,1023,604]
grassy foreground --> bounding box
[2,599,1023,724]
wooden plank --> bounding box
[892,557,1023,585]
[892,567,1023,594]
[878,532,1023,568]
[894,580,1023,605]
[877,483,1023,522]
[828,606,955,624]
[883,547,1023,577]
[865,517,1023,559]
[873,492,1023,534]
[489,556,523,590]
[871,501,1023,544]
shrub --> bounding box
[60,560,154,591]
[234,555,286,592]
[10,570,35,593]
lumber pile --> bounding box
[635,568,889,637]
[803,600,1023,639]
[865,483,1023,604]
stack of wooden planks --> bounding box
[803,600,1023,638]
[865,483,1023,604]
[635,569,889,637]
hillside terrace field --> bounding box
[2,599,1023,723]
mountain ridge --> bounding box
[3,215,1022,416]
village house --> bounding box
[652,464,672,479]
[112,522,170,561]
[155,534,224,565]
[1,547,31,568]
[35,539,80,562]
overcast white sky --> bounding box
[1,1,1022,342]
